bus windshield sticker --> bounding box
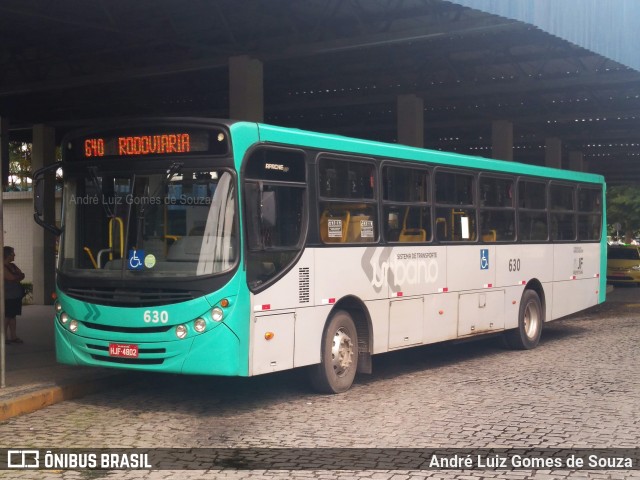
[144,254,157,269]
[328,219,343,238]
[360,220,374,238]
[128,250,145,270]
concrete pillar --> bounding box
[569,151,585,172]
[31,124,57,305]
[0,117,7,189]
[1,117,8,376]
[491,120,513,161]
[545,137,562,169]
[229,55,264,122]
[396,94,424,147]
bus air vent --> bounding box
[299,267,310,303]
[64,287,195,307]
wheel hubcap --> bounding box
[523,301,540,340]
[331,327,354,377]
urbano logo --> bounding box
[7,450,39,469]
[361,247,439,292]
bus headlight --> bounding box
[194,318,206,333]
[211,307,224,322]
[175,325,187,339]
[60,312,70,324]
[55,301,62,313]
[69,319,79,332]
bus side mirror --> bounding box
[261,191,277,228]
[34,176,44,217]
[33,163,63,236]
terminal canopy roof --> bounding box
[0,0,639,183]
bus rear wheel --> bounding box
[309,310,358,394]
[505,289,543,350]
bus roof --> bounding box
[248,122,604,185]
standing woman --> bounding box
[4,246,25,344]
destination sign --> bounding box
[71,128,228,160]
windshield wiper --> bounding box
[134,162,184,256]
[140,162,183,217]
[87,166,115,219]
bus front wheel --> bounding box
[309,310,358,394]
[505,289,543,350]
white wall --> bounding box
[2,190,61,284]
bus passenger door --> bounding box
[388,297,423,349]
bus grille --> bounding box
[90,354,164,365]
[64,287,195,307]
[83,322,172,334]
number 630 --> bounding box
[143,310,169,323]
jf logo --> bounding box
[480,249,489,270]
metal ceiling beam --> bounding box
[0,15,519,97]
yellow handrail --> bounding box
[108,217,124,259]
[83,247,98,269]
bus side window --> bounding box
[435,171,476,242]
[550,184,576,241]
[577,187,602,241]
[382,165,430,243]
[319,157,377,244]
[320,208,350,243]
[479,176,515,242]
[518,180,548,242]
[244,147,307,290]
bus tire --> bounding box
[504,289,543,350]
[309,310,358,394]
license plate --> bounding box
[109,343,139,358]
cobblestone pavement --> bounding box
[1,287,639,479]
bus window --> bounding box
[550,184,576,241]
[318,157,377,244]
[518,180,548,242]
[578,187,602,241]
[244,148,307,290]
[479,176,515,242]
[382,166,430,243]
[435,171,476,242]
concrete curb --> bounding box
[0,374,128,422]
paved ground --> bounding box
[0,305,130,422]
[0,287,638,479]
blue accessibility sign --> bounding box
[480,249,489,270]
[128,249,145,270]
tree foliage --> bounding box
[606,184,640,237]
[7,141,32,191]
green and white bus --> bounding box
[34,118,606,393]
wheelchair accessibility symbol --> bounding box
[128,249,145,270]
[480,249,489,270]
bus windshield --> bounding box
[59,167,237,278]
